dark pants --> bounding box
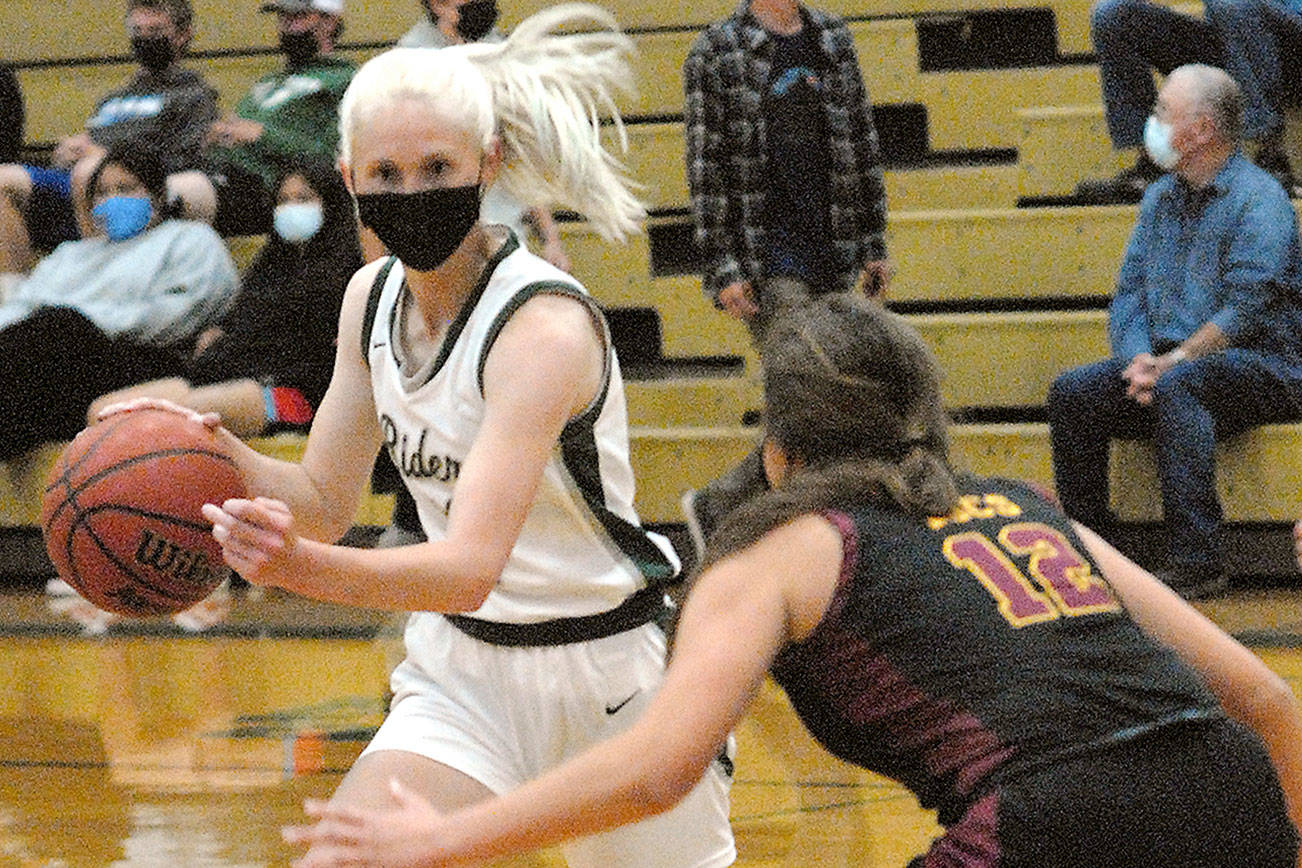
[1046,351,1302,569]
[0,306,184,460]
[912,716,1297,867]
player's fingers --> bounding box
[213,532,272,568]
[224,497,291,528]
[252,497,295,522]
[303,799,369,826]
[208,510,284,557]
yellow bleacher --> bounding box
[4,0,1300,563]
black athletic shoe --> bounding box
[1154,564,1229,601]
[1075,153,1164,204]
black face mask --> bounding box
[456,0,499,42]
[279,30,319,67]
[355,184,482,272]
[131,35,175,74]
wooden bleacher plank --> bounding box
[628,421,1060,524]
[918,64,1100,152]
[613,121,1021,214]
[1111,425,1302,522]
[15,64,132,145]
[853,19,922,105]
[0,436,392,530]
[887,205,1133,303]
[949,421,1055,485]
[499,0,1094,55]
[910,310,1108,408]
[2,1,125,64]
[626,29,693,118]
[640,276,755,361]
[1019,104,1302,199]
[628,424,757,523]
[887,163,1021,211]
[566,205,1137,310]
[625,378,762,428]
[630,419,1302,525]
[608,123,687,213]
[1017,104,1123,200]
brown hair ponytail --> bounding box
[701,294,959,572]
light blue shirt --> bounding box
[1108,151,1302,365]
[2,219,236,348]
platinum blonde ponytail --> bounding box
[338,3,644,240]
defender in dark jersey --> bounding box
[288,294,1302,868]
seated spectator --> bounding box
[169,0,354,237]
[1049,65,1302,599]
[0,0,216,276]
[0,62,21,165]
[0,143,236,460]
[1077,0,1301,203]
[90,157,361,437]
[393,0,570,271]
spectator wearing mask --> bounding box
[1075,0,1301,203]
[0,0,216,276]
[90,157,361,436]
[0,143,235,460]
[1049,65,1302,599]
[169,0,354,237]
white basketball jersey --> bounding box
[364,234,679,624]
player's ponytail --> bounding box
[701,295,960,571]
[338,3,643,240]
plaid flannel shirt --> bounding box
[684,1,889,303]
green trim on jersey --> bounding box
[361,257,398,367]
[479,280,678,588]
[363,232,521,383]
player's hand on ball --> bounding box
[285,779,450,868]
[97,396,221,430]
[202,497,298,586]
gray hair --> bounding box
[1172,63,1244,144]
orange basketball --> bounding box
[40,409,247,616]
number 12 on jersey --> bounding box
[942,522,1120,628]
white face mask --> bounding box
[1144,115,1180,171]
[273,201,324,243]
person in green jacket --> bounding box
[170,0,354,236]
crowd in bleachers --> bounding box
[4,0,1302,627]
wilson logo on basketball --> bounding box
[134,528,227,587]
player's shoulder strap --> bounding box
[360,256,399,369]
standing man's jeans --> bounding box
[1047,351,1302,570]
[1205,0,1302,140]
[1091,0,1302,147]
[1091,0,1222,148]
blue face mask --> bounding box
[92,196,154,242]
[1143,115,1180,172]
[273,201,324,244]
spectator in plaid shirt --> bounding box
[684,0,891,336]
[680,0,893,556]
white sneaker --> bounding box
[45,577,77,596]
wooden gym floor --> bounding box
[2,583,1301,867]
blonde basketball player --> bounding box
[118,5,735,865]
